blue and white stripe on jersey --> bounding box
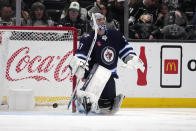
[119,44,136,61]
[75,53,88,60]
[119,43,132,54]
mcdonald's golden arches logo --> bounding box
[164,59,178,74]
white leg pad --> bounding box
[8,88,35,111]
[75,64,111,113]
[110,94,125,114]
[82,64,111,103]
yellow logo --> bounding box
[164,60,178,74]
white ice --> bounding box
[0,108,196,131]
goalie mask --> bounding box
[90,13,107,31]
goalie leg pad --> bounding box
[98,94,125,115]
[77,90,97,104]
[98,98,114,109]
[81,64,111,103]
[110,94,125,114]
[75,64,111,114]
[97,98,114,114]
[74,98,85,113]
[75,90,98,114]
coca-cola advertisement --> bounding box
[0,30,75,97]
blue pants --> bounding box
[100,76,116,100]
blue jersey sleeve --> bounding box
[75,34,92,61]
[118,33,136,61]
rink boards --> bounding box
[117,42,196,108]
[0,39,196,107]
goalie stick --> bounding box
[67,13,98,110]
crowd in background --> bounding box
[0,0,196,40]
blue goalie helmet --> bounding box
[90,13,107,31]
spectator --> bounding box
[27,2,54,26]
[128,0,159,38]
[161,24,187,40]
[186,12,196,40]
[180,0,195,26]
[23,0,45,10]
[167,11,187,26]
[107,0,125,33]
[128,0,159,26]
[60,0,88,22]
[0,0,9,9]
[160,0,194,25]
[155,2,188,39]
[161,0,180,10]
[156,3,188,27]
[129,13,158,39]
[87,0,103,19]
[58,2,87,38]
[99,3,120,30]
[9,0,31,26]
[0,4,15,26]
[155,3,169,28]
[160,10,188,39]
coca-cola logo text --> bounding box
[6,47,73,82]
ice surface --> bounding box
[0,108,196,131]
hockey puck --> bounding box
[53,103,58,108]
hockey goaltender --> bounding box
[69,13,145,115]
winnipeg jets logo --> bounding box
[101,46,116,65]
